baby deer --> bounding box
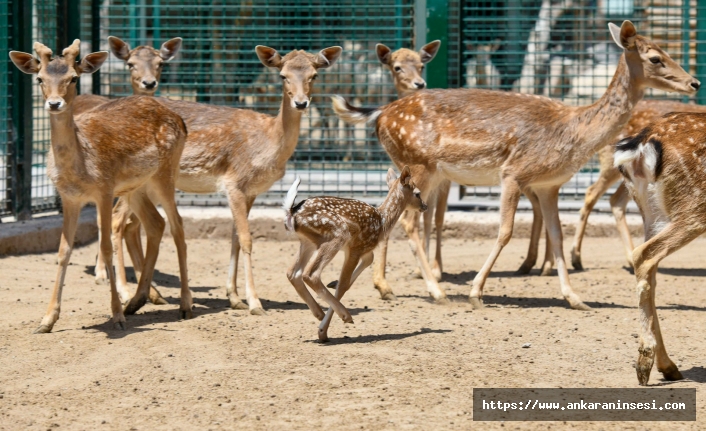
[615,112,706,385]
[284,166,427,342]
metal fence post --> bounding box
[425,0,448,89]
[91,0,100,95]
[697,0,706,106]
[9,0,33,221]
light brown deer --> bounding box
[73,36,182,115]
[613,112,706,385]
[83,36,183,305]
[569,100,706,271]
[9,40,191,332]
[112,46,342,315]
[333,21,700,309]
[284,166,427,342]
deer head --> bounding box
[9,39,108,113]
[609,20,700,95]
[377,40,441,97]
[255,45,342,110]
[108,36,182,95]
[387,166,427,212]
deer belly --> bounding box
[175,173,219,194]
[438,162,500,186]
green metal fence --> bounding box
[2,0,706,220]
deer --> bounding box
[108,46,342,316]
[71,36,183,306]
[283,166,427,342]
[9,40,192,332]
[332,21,700,310]
[569,100,706,271]
[613,112,706,385]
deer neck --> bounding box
[273,92,304,166]
[48,105,84,169]
[377,188,408,234]
[575,53,643,154]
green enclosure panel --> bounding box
[0,0,10,216]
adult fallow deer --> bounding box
[569,100,706,271]
[333,21,699,310]
[9,40,191,332]
[614,112,706,385]
[284,166,427,342]
[114,46,342,315]
[83,36,183,305]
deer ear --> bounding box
[9,51,40,74]
[609,21,637,50]
[376,43,392,66]
[160,37,183,61]
[108,36,131,60]
[255,45,283,68]
[420,40,441,64]
[386,168,398,188]
[400,166,412,186]
[76,51,108,74]
[316,46,342,69]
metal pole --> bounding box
[425,0,448,89]
[697,0,706,105]
[9,0,33,220]
[91,0,101,95]
[414,0,426,50]
[682,0,691,103]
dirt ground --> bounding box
[1,233,705,430]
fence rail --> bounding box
[2,0,705,221]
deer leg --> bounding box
[111,198,133,303]
[540,226,555,277]
[610,182,635,268]
[536,187,589,311]
[403,208,448,303]
[95,195,128,330]
[123,192,165,316]
[123,215,167,305]
[470,177,521,309]
[517,189,543,275]
[93,209,108,285]
[632,223,699,385]
[416,192,436,280]
[372,232,396,301]
[226,188,264,315]
[152,183,192,320]
[570,170,620,271]
[35,200,82,333]
[318,251,371,342]
[302,240,352,324]
[431,181,450,281]
[287,240,324,321]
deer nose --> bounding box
[690,80,701,91]
[47,101,62,110]
[294,100,309,110]
[142,80,157,90]
[414,81,426,89]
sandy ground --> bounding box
[1,234,705,430]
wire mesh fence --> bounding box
[1,0,705,220]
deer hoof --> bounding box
[180,309,193,320]
[569,300,591,311]
[123,295,148,315]
[515,262,533,275]
[113,321,126,331]
[434,297,450,306]
[659,364,684,381]
[469,297,484,309]
[327,280,338,289]
[250,307,267,316]
[540,266,554,277]
[413,267,423,279]
[148,289,168,305]
[230,300,249,310]
[318,330,330,343]
[380,292,397,301]
[33,324,52,334]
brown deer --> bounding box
[333,21,700,310]
[73,36,182,115]
[613,112,706,385]
[111,46,342,316]
[284,166,427,342]
[72,36,183,305]
[9,40,191,332]
[569,100,706,271]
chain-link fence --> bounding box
[2,0,705,220]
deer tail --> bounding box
[331,95,382,124]
[283,176,301,232]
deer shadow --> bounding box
[83,265,182,288]
[308,327,452,345]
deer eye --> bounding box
[36,77,43,84]
[394,66,402,72]
[311,74,317,81]
[70,76,78,83]
[127,63,135,69]
[280,75,286,80]
[649,57,661,64]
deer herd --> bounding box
[9,20,706,385]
